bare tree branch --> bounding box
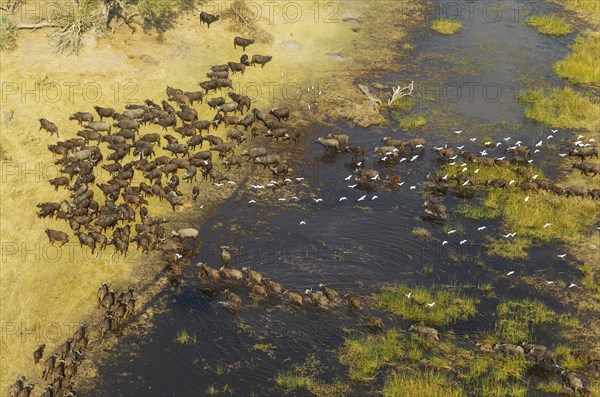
[357,84,382,109]
[387,81,414,106]
[16,22,61,30]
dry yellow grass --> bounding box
[0,0,422,388]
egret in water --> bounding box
[568,283,577,288]
[399,157,407,162]
[515,140,522,146]
[372,195,379,200]
[543,223,551,228]
[470,138,477,142]
[370,174,380,181]
[415,144,424,149]
[547,135,554,140]
[313,198,323,203]
[507,271,515,276]
[478,226,487,231]
[397,182,405,186]
[450,155,458,160]
[557,253,567,258]
[504,137,511,141]
[448,229,457,234]
[410,185,416,190]
[356,162,362,166]
[535,141,543,147]
[296,177,305,182]
[357,195,366,201]
[248,200,257,204]
[345,175,353,181]
[496,142,502,147]
[528,159,534,164]
[348,184,357,188]
[456,145,465,150]
[534,149,540,154]
[339,197,347,201]
[551,129,558,133]
[427,302,436,307]
[300,221,306,226]
[460,239,467,245]
[410,155,419,162]
[480,150,488,156]
[175,253,183,260]
[558,153,567,157]
[442,241,449,245]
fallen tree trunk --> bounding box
[16,22,60,30]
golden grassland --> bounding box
[0,0,426,388]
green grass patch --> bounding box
[432,19,462,35]
[373,284,478,326]
[339,329,405,382]
[383,369,465,397]
[558,313,581,329]
[524,15,573,35]
[339,328,529,395]
[485,236,532,260]
[580,262,600,298]
[520,87,600,130]
[455,202,501,220]
[399,114,426,129]
[494,299,555,342]
[275,355,350,396]
[536,379,568,394]
[554,34,600,85]
[389,95,415,111]
[0,16,17,52]
[555,345,586,371]
[566,0,600,14]
[461,352,529,396]
[402,43,415,51]
[411,227,432,239]
[174,329,197,345]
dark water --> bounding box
[92,1,587,395]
